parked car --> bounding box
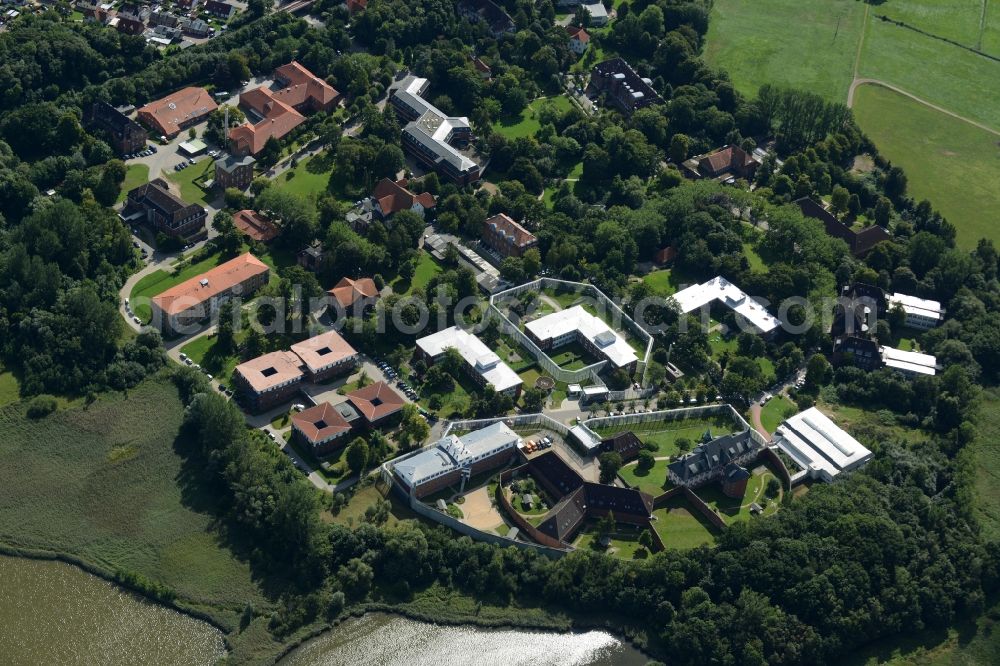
[292,404,305,412]
[206,374,213,381]
[132,316,141,325]
[184,358,193,366]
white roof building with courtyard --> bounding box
[415,326,522,394]
[772,407,873,483]
[524,305,638,369]
[393,422,522,489]
[671,276,781,335]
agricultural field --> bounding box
[705,0,1000,249]
[852,85,1000,249]
[0,377,268,617]
[703,0,865,101]
[651,496,717,549]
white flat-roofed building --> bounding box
[392,422,521,497]
[671,276,781,336]
[888,292,944,330]
[881,346,939,377]
[773,407,873,483]
[524,305,638,371]
[415,326,522,397]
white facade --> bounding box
[524,305,638,368]
[888,292,944,330]
[416,326,522,395]
[881,346,938,377]
[773,407,873,482]
[393,422,520,488]
[671,276,780,335]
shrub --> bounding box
[26,395,57,419]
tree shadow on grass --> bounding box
[171,431,295,601]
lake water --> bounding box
[0,556,226,665]
[282,613,649,666]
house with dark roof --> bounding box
[214,153,256,191]
[667,430,761,493]
[457,0,515,37]
[371,178,436,220]
[589,58,664,116]
[84,102,147,156]
[831,335,882,371]
[298,241,326,272]
[123,179,206,238]
[684,144,760,182]
[347,381,406,427]
[599,431,643,463]
[795,197,891,257]
[204,0,236,18]
[482,213,538,258]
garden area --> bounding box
[619,459,673,497]
[694,463,783,525]
[651,495,718,549]
[492,95,575,140]
[572,521,653,560]
[390,251,443,296]
[273,152,335,200]
[593,413,739,457]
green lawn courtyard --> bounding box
[594,414,738,457]
[548,340,597,370]
[273,153,335,199]
[651,495,718,550]
[117,163,150,203]
[391,251,443,296]
[165,157,215,206]
[694,462,782,524]
[572,521,653,559]
[619,460,674,497]
[492,95,575,140]
[759,394,796,433]
[179,333,244,386]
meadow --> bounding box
[705,0,1000,249]
[651,496,717,549]
[492,95,575,140]
[852,84,1000,249]
[0,377,269,622]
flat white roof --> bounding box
[393,422,520,487]
[881,346,938,376]
[671,276,780,334]
[888,292,944,321]
[416,326,522,393]
[524,305,638,368]
[569,424,601,451]
[774,407,872,480]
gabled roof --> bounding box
[232,209,279,242]
[372,178,437,216]
[484,213,537,249]
[292,402,352,443]
[137,87,217,137]
[152,252,268,316]
[329,277,379,308]
[600,431,643,459]
[667,430,759,484]
[699,144,758,175]
[566,25,590,42]
[347,381,406,422]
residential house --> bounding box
[684,144,760,182]
[137,87,217,138]
[291,402,355,456]
[471,55,492,79]
[204,0,236,19]
[345,0,366,14]
[581,2,608,26]
[795,197,890,257]
[150,252,270,335]
[481,213,538,258]
[123,178,206,238]
[148,10,180,27]
[297,241,325,272]
[599,431,642,463]
[83,102,148,156]
[328,277,379,314]
[457,0,515,37]
[232,209,279,243]
[589,58,664,116]
[346,381,406,428]
[371,178,436,220]
[566,25,590,54]
[183,17,212,37]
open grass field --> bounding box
[817,400,928,447]
[759,394,796,433]
[0,366,20,407]
[652,496,718,549]
[695,463,781,524]
[852,85,1000,249]
[117,163,150,203]
[273,153,334,200]
[0,377,268,617]
[703,0,865,101]
[619,460,673,497]
[572,522,651,559]
[180,333,242,385]
[705,0,1000,249]
[594,414,737,457]
[165,157,215,206]
[971,388,1000,542]
[492,95,575,140]
[391,251,442,296]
